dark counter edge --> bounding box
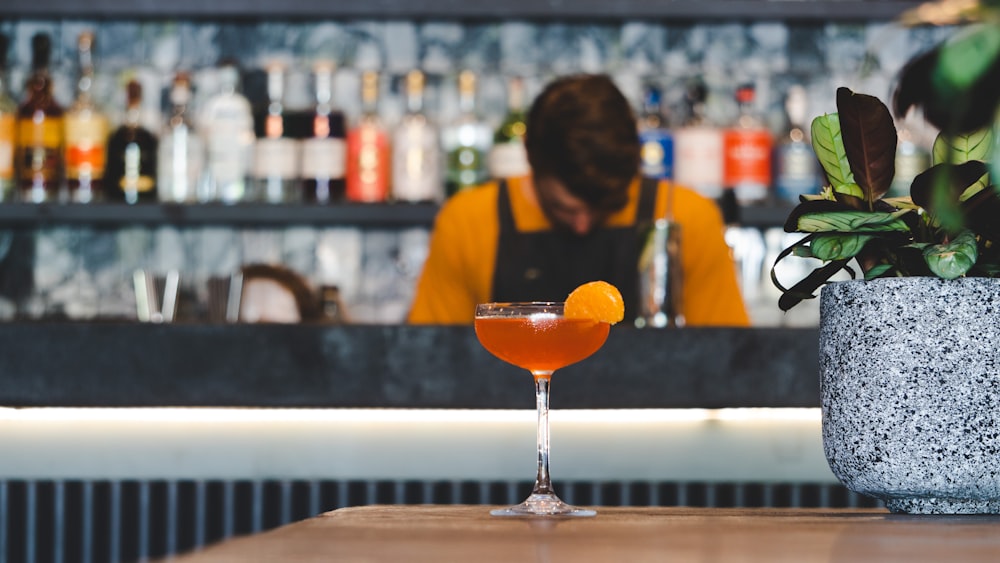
[0,322,820,408]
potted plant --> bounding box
[772,1,1000,514]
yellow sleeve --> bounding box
[662,185,751,327]
[407,185,499,324]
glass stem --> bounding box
[532,371,554,496]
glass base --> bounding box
[490,493,596,517]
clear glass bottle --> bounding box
[392,69,442,202]
[300,61,347,204]
[0,33,16,202]
[889,112,930,198]
[251,62,301,203]
[773,85,822,205]
[200,63,254,204]
[441,70,492,196]
[64,31,109,204]
[637,82,674,180]
[672,78,724,200]
[723,82,773,205]
[105,79,158,204]
[157,72,204,203]
[487,75,530,179]
[17,32,65,203]
[345,70,390,203]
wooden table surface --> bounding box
[173,505,1000,562]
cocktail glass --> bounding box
[474,302,610,517]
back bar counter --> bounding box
[0,323,833,484]
[0,323,817,408]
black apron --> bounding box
[491,178,658,323]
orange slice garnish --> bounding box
[565,281,625,325]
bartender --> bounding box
[408,73,748,326]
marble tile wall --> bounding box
[0,18,954,324]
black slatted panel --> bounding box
[0,479,883,562]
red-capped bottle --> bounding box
[723,83,772,205]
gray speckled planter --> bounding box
[820,277,1000,514]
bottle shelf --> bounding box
[0,201,440,228]
[0,200,793,229]
[5,0,921,22]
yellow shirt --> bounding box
[408,176,750,326]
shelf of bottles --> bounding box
[0,30,528,222]
[0,29,883,233]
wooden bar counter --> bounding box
[173,505,1000,562]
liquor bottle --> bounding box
[0,33,16,202]
[157,72,204,203]
[64,31,109,203]
[773,85,822,205]
[251,62,301,203]
[200,63,254,204]
[637,83,674,180]
[17,32,65,203]
[345,70,390,203]
[105,80,158,204]
[300,61,347,204]
[487,75,530,179]
[441,70,492,196]
[672,78,724,200]
[723,82,773,205]
[392,69,443,202]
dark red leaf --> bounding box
[836,88,897,208]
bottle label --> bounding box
[724,128,772,202]
[207,136,251,185]
[673,127,724,199]
[392,123,442,201]
[253,138,301,179]
[65,114,109,178]
[487,141,530,179]
[158,127,205,203]
[301,137,346,179]
[346,125,390,202]
[0,114,14,179]
[121,142,155,192]
[17,116,64,183]
[775,144,821,203]
[639,129,674,179]
[446,146,486,194]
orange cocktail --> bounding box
[474,314,609,374]
[474,300,616,517]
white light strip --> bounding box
[0,407,820,424]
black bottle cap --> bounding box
[685,78,707,106]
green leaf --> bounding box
[863,263,894,279]
[836,88,898,207]
[832,183,864,199]
[796,210,910,233]
[810,113,855,189]
[935,24,1000,92]
[923,230,978,279]
[811,234,873,261]
[932,129,995,165]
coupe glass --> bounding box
[474,302,611,517]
